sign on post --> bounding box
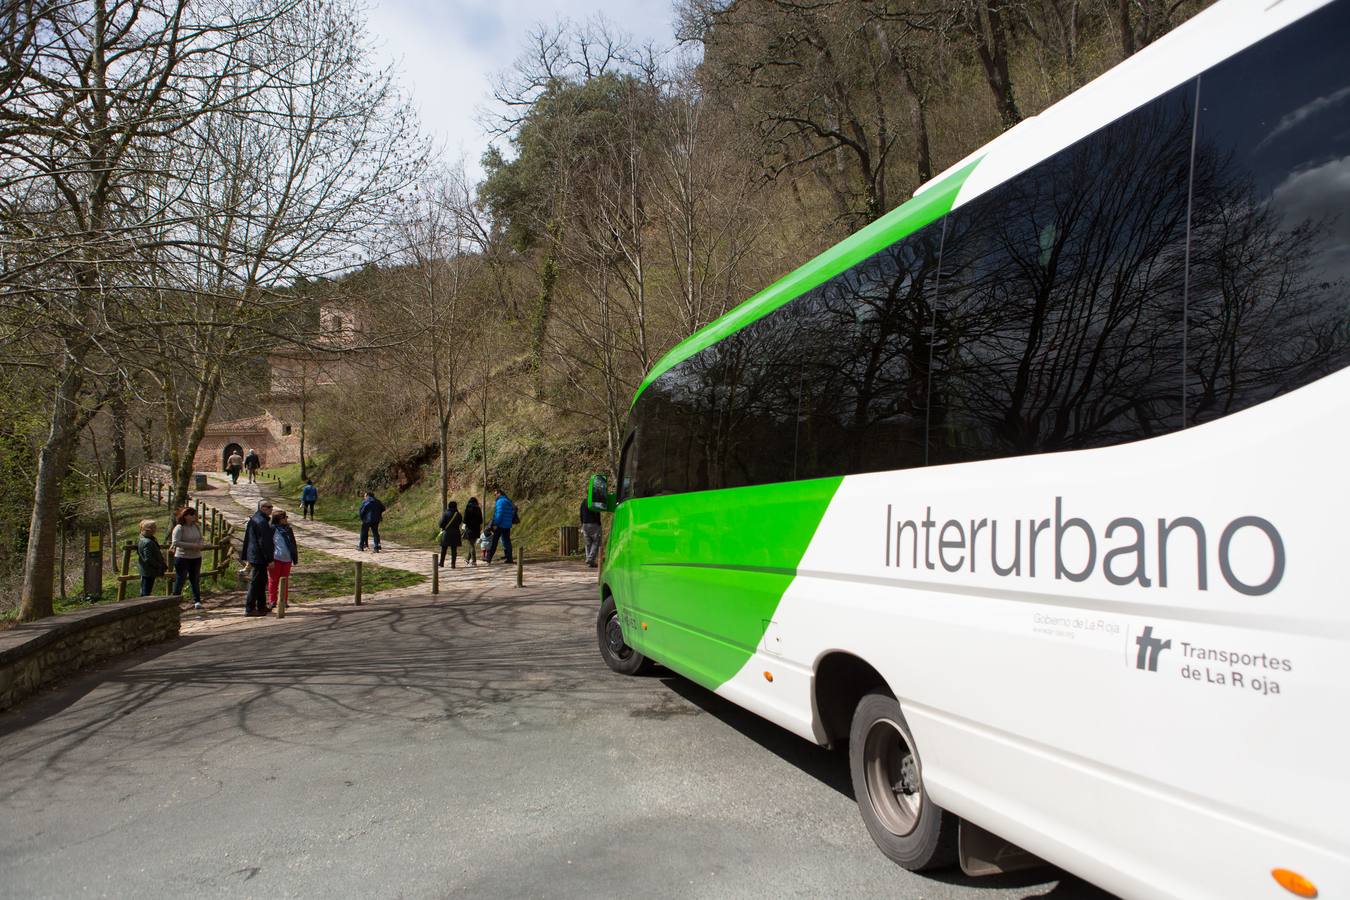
[82,529,104,602]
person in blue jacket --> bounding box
[487,487,516,564]
[301,479,318,520]
[358,490,385,552]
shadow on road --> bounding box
[654,670,1118,900]
[0,589,646,801]
[658,672,855,799]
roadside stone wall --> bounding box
[0,596,181,711]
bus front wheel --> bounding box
[597,594,651,676]
[848,691,957,871]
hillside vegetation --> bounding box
[0,0,1216,618]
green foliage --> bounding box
[0,380,44,570]
[479,73,645,251]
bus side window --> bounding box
[928,79,1195,463]
[1186,0,1350,424]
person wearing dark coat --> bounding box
[438,501,463,568]
[136,519,167,597]
[238,498,275,616]
[358,491,385,552]
[462,497,483,567]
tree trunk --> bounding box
[438,414,450,510]
[299,385,308,480]
[970,0,1022,129]
[172,364,222,503]
[19,367,85,621]
[110,386,127,485]
[533,232,561,401]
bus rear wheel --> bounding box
[848,691,957,871]
[597,594,651,675]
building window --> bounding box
[281,424,292,436]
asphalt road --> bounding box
[0,566,1111,899]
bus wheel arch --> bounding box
[814,652,958,872]
[596,590,651,676]
[813,651,889,748]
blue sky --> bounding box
[366,0,679,182]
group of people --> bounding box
[135,508,207,607]
[225,448,262,485]
[436,488,516,567]
[134,473,604,615]
[238,498,300,616]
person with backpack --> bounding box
[136,519,167,597]
[462,497,482,567]
[268,509,299,610]
[437,501,463,568]
[243,449,261,484]
[358,490,385,552]
[487,487,516,565]
[301,479,318,519]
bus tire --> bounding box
[848,691,957,871]
[597,594,650,675]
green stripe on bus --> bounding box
[611,476,843,689]
[631,157,982,408]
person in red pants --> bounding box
[268,509,299,610]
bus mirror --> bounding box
[588,474,613,513]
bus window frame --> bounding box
[616,429,636,504]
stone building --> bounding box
[190,301,356,473]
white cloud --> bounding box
[366,0,677,183]
[1257,83,1350,152]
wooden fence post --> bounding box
[431,555,439,594]
[117,543,134,602]
[277,575,288,618]
[516,547,524,588]
[354,561,363,605]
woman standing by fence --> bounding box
[170,508,205,609]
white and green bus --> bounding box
[589,0,1350,896]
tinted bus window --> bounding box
[929,82,1195,464]
[1186,0,1350,425]
[796,225,943,479]
[641,305,801,495]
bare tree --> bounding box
[0,0,288,621]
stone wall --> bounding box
[0,596,181,711]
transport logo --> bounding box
[1133,625,1171,671]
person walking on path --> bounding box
[226,450,244,485]
[244,449,260,484]
[136,520,167,597]
[437,501,463,568]
[580,494,603,568]
[239,499,275,616]
[170,507,206,609]
[301,479,318,519]
[462,497,482,567]
[268,510,299,610]
[486,487,516,565]
[358,491,385,552]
